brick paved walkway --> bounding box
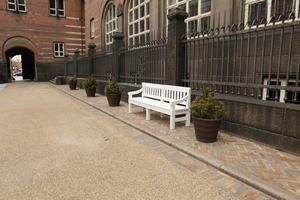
[54,84,300,199]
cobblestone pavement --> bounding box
[53,84,299,200]
[0,82,273,200]
[54,84,300,199]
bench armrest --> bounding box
[128,89,143,99]
[170,96,189,107]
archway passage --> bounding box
[5,47,35,81]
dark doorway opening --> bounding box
[5,47,35,81]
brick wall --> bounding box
[0,0,85,81]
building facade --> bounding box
[84,0,300,52]
[0,0,85,82]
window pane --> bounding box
[129,24,133,35]
[271,0,294,19]
[50,0,55,8]
[285,82,300,104]
[18,0,24,4]
[134,36,139,45]
[188,20,197,33]
[134,22,139,34]
[8,0,15,3]
[146,3,149,15]
[267,81,280,101]
[201,0,211,13]
[189,0,198,17]
[54,44,58,51]
[134,9,138,20]
[140,5,145,17]
[18,5,26,11]
[140,34,145,45]
[200,16,210,31]
[140,20,145,32]
[146,18,149,30]
[8,4,16,10]
[129,38,133,46]
[58,10,64,16]
[129,11,133,22]
[168,0,176,6]
[249,1,267,23]
[50,9,56,15]
[58,0,64,9]
[134,0,139,7]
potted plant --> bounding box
[191,87,225,143]
[68,76,77,90]
[104,78,123,107]
[84,77,97,97]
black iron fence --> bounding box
[66,61,75,76]
[77,57,89,77]
[183,19,300,104]
[120,38,167,84]
[92,52,114,80]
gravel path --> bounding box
[0,82,240,200]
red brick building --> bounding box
[0,0,85,82]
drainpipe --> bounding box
[80,0,84,55]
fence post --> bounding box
[88,43,96,76]
[112,32,124,80]
[64,54,69,76]
[166,8,188,86]
[73,49,80,77]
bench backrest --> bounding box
[142,82,191,106]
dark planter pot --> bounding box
[85,87,96,97]
[106,93,122,107]
[193,117,221,143]
[69,82,77,90]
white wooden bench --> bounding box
[128,83,191,129]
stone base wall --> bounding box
[36,62,65,82]
[0,61,65,83]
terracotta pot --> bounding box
[106,93,122,107]
[193,117,221,143]
[85,87,96,97]
[69,81,77,90]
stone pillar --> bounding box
[73,49,80,77]
[88,43,96,76]
[112,32,125,81]
[64,54,69,76]
[166,8,188,86]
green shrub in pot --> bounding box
[67,76,77,90]
[84,77,97,97]
[191,87,225,143]
[104,78,123,106]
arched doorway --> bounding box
[5,47,35,81]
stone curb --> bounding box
[52,85,300,200]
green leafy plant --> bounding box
[67,76,77,85]
[84,77,97,89]
[104,78,123,95]
[191,87,225,120]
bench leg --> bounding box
[146,109,151,120]
[128,102,132,113]
[170,113,175,130]
[186,112,191,127]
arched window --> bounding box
[128,0,150,46]
[105,4,118,51]
[167,0,211,33]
